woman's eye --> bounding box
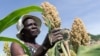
[34,23,37,26]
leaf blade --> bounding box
[0,36,31,56]
[0,5,43,33]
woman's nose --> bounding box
[31,24,37,29]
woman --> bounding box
[10,15,63,56]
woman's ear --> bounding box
[20,29,25,35]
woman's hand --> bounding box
[42,28,63,49]
[33,28,63,56]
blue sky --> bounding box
[0,0,100,54]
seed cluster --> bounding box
[70,17,91,53]
[41,2,61,29]
[3,42,11,56]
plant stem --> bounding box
[61,42,68,56]
[64,40,71,56]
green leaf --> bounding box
[77,44,100,56]
[0,5,43,33]
[60,41,68,56]
[0,36,31,56]
[55,43,60,56]
[47,41,61,56]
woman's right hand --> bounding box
[42,28,63,49]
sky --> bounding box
[0,0,100,55]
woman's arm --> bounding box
[10,42,25,56]
[33,28,63,56]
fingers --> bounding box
[54,37,63,42]
[49,30,63,45]
[50,35,63,45]
[53,34,63,41]
[50,28,62,36]
[43,28,63,48]
[53,30,62,36]
[51,28,61,33]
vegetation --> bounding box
[89,34,100,41]
[0,1,100,56]
[0,5,43,56]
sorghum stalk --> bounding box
[41,2,68,56]
[70,17,91,53]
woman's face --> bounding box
[23,18,40,37]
